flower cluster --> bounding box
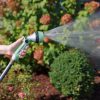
[84,1,100,13]
[6,0,19,11]
[40,14,51,25]
[18,92,26,99]
[7,85,14,92]
[33,46,44,65]
[61,14,72,25]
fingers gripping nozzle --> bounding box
[12,31,44,61]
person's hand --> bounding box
[5,37,27,58]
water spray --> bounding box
[0,31,44,81]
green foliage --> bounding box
[43,43,66,65]
[2,0,78,42]
[49,49,94,99]
[2,63,32,84]
[72,9,89,31]
[3,0,49,41]
[60,0,77,15]
[0,63,34,99]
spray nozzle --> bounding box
[26,31,44,43]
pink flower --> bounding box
[61,14,72,25]
[84,1,100,14]
[7,86,14,92]
[18,92,26,99]
[40,14,51,25]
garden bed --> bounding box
[32,68,100,100]
[0,0,100,100]
[0,74,100,100]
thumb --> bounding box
[10,37,24,50]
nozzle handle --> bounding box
[11,38,29,61]
[0,38,29,81]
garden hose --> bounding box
[0,31,44,81]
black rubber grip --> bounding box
[36,32,39,43]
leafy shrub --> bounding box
[1,63,32,84]
[43,43,66,65]
[49,49,94,100]
[0,63,34,99]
